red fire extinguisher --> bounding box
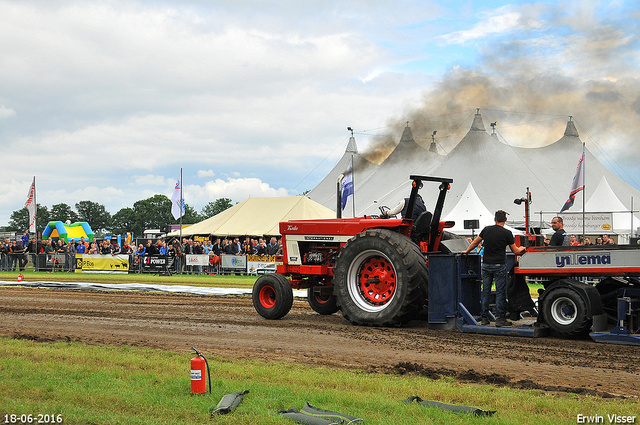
[191,347,211,395]
[17,274,23,282]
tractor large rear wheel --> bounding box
[333,229,428,326]
[252,273,293,320]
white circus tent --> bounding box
[444,182,521,236]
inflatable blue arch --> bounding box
[42,221,95,243]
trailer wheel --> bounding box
[333,228,428,326]
[307,288,339,315]
[252,273,293,320]
[542,287,591,338]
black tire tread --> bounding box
[252,273,293,320]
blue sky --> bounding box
[1,0,639,226]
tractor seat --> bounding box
[412,211,432,242]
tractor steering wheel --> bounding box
[379,205,394,219]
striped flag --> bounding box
[25,177,36,233]
[559,144,585,213]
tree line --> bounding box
[1,196,234,238]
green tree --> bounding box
[75,200,111,234]
[50,203,78,223]
[132,194,173,234]
[182,204,202,224]
[6,204,50,234]
[200,198,233,219]
[109,207,138,236]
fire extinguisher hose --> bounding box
[191,347,211,394]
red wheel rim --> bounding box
[358,255,396,305]
[259,285,276,308]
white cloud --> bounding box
[439,6,541,45]
[197,169,215,177]
[196,177,289,202]
[0,105,16,119]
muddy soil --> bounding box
[1,287,638,399]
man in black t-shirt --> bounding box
[463,210,526,327]
[549,216,568,246]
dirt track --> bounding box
[1,286,639,399]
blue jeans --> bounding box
[481,263,508,319]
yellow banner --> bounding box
[247,255,277,262]
[76,254,129,273]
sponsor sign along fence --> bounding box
[559,212,613,233]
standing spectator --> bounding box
[182,238,192,274]
[145,240,157,255]
[89,242,98,254]
[602,234,615,245]
[66,240,76,271]
[257,240,268,256]
[76,240,87,254]
[192,240,203,274]
[100,240,112,255]
[242,237,253,255]
[111,242,122,255]
[595,237,603,245]
[267,237,279,256]
[462,210,526,327]
[0,240,7,271]
[172,240,183,273]
[583,237,592,246]
[55,240,67,271]
[569,235,580,246]
[21,231,29,248]
[11,240,26,271]
[212,238,222,256]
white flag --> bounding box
[25,177,36,233]
[559,144,585,213]
[171,173,185,220]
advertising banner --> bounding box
[560,213,614,234]
[247,255,277,274]
[76,254,129,273]
[141,255,167,273]
[221,255,246,270]
[186,254,209,266]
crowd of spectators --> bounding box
[543,233,617,246]
[1,232,282,273]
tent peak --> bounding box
[470,111,486,132]
[345,136,358,153]
[400,124,414,143]
[564,119,579,138]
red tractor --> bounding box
[252,175,456,326]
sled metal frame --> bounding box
[428,253,548,338]
[590,288,640,346]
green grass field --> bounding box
[0,337,636,425]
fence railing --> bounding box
[1,253,277,275]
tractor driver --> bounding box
[381,194,426,221]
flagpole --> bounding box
[33,176,37,238]
[179,168,183,241]
[582,142,585,240]
[351,153,356,218]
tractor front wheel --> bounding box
[252,273,293,320]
